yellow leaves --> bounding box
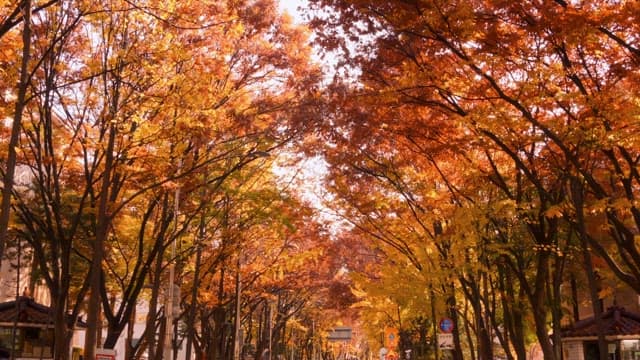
[544,205,564,219]
[542,196,634,220]
[584,197,635,216]
[532,244,565,257]
[350,285,369,300]
[227,20,246,40]
[610,196,632,209]
[598,286,614,300]
[586,198,608,215]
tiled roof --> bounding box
[0,296,85,327]
[562,306,640,338]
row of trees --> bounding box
[305,1,640,360]
[0,1,356,360]
[4,1,638,360]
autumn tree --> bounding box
[0,0,67,269]
[307,1,640,359]
[1,1,320,360]
[167,153,339,360]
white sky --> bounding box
[278,0,308,23]
[275,0,352,236]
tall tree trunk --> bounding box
[214,267,227,360]
[146,248,164,360]
[155,311,167,360]
[460,275,493,360]
[446,284,463,360]
[258,300,274,360]
[84,121,118,359]
[498,265,525,360]
[571,180,608,360]
[461,300,476,360]
[570,275,580,322]
[550,254,566,360]
[529,254,557,360]
[429,286,439,360]
[126,305,136,359]
[186,235,204,359]
[52,291,72,360]
[0,0,31,269]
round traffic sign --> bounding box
[439,318,454,333]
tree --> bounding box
[309,1,640,359]
[0,0,65,269]
[2,0,320,359]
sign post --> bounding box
[438,318,454,333]
[95,349,116,360]
[437,334,454,350]
[438,318,455,352]
[384,327,399,350]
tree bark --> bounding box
[148,253,163,360]
[84,121,117,359]
[446,285,463,360]
[498,265,526,360]
[530,254,557,360]
[571,180,608,360]
[186,234,204,359]
[0,0,31,269]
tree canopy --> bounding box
[1,1,639,360]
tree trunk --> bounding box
[126,305,136,359]
[571,180,608,360]
[550,254,567,360]
[0,0,31,268]
[52,292,75,360]
[186,238,203,359]
[446,285,463,360]
[529,256,557,360]
[570,275,580,322]
[213,266,227,360]
[461,275,493,360]
[145,248,164,360]
[155,311,167,360]
[84,121,117,359]
[498,265,525,360]
[429,286,439,360]
[460,300,476,360]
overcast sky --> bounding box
[278,0,308,23]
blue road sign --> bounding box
[439,318,454,333]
